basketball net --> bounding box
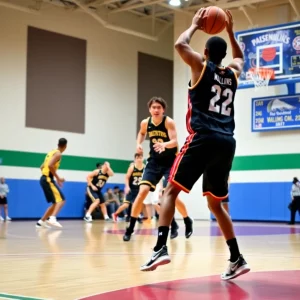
[249,67,275,92]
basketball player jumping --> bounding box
[112,153,144,222]
[140,9,251,281]
[123,97,193,242]
[84,162,114,222]
[36,138,67,229]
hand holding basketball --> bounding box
[225,9,234,33]
[192,8,206,30]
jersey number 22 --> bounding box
[209,85,233,116]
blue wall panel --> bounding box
[3,179,124,219]
[211,182,297,222]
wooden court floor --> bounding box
[0,219,300,300]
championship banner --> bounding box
[252,94,300,132]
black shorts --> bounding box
[40,175,65,204]
[169,132,236,199]
[139,158,173,192]
[124,189,139,204]
[0,197,7,205]
[86,186,105,204]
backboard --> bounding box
[236,21,300,89]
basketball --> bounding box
[202,6,226,35]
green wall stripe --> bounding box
[0,150,131,173]
[1,150,300,172]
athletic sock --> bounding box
[226,238,241,262]
[154,226,169,252]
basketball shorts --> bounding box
[124,190,139,204]
[40,175,65,204]
[0,196,7,205]
[169,132,236,200]
[86,186,105,204]
[139,158,172,192]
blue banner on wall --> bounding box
[252,94,300,132]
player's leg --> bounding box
[112,195,131,222]
[222,197,230,214]
[140,133,204,271]
[84,187,101,222]
[123,160,160,241]
[98,191,110,221]
[203,135,250,280]
[163,167,194,239]
[143,192,153,224]
[46,180,65,228]
[36,176,57,229]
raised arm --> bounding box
[102,162,114,177]
[174,9,206,81]
[225,10,244,77]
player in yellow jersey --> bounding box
[36,138,67,229]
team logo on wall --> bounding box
[267,99,296,113]
[292,36,300,51]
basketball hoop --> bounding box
[249,67,275,91]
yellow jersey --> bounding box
[41,149,61,178]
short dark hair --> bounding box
[147,97,167,110]
[96,162,102,168]
[134,153,143,159]
[58,138,67,147]
[206,36,227,64]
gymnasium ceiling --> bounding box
[0,0,299,41]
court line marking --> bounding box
[0,252,299,259]
[0,292,53,300]
[75,269,300,300]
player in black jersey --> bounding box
[112,153,144,222]
[141,9,250,281]
[123,97,193,241]
[84,161,114,222]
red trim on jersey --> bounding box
[186,94,194,134]
[168,133,196,183]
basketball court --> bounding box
[0,220,300,300]
[1,0,300,299]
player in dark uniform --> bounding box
[140,9,250,281]
[123,97,193,241]
[84,161,114,222]
[112,153,144,222]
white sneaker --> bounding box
[6,216,11,221]
[35,220,51,229]
[0,216,4,221]
[84,215,92,222]
[46,217,62,228]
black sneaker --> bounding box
[170,222,179,239]
[123,228,133,242]
[221,254,250,280]
[140,245,171,271]
[185,217,193,239]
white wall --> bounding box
[173,4,300,219]
[0,5,173,161]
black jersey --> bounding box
[129,164,144,191]
[91,169,109,190]
[147,116,177,163]
[187,60,237,135]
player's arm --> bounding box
[153,118,178,153]
[136,119,148,154]
[174,9,205,73]
[124,164,134,195]
[87,170,99,190]
[48,152,64,182]
[102,162,114,177]
[225,10,244,77]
